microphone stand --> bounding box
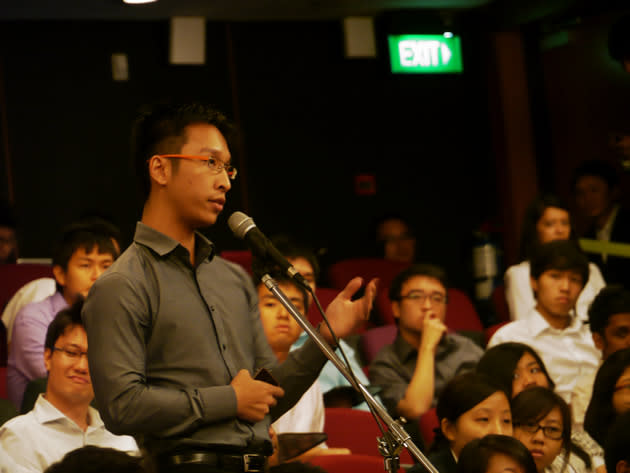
[261,274,439,473]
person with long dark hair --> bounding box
[584,347,630,446]
[478,343,604,473]
[409,372,512,473]
[504,194,605,321]
[477,343,555,398]
[512,387,592,473]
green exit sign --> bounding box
[388,34,463,74]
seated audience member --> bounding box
[369,264,483,423]
[512,387,592,473]
[456,434,538,473]
[374,214,416,263]
[272,236,379,410]
[573,160,630,288]
[603,411,630,473]
[254,270,349,461]
[478,343,604,473]
[2,218,122,352]
[488,240,600,403]
[504,194,605,321]
[477,343,555,399]
[7,223,117,408]
[408,372,512,473]
[584,347,630,446]
[572,285,630,425]
[0,201,18,264]
[0,302,138,471]
[44,446,152,473]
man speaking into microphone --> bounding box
[81,103,377,473]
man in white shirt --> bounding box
[488,240,600,403]
[0,301,138,472]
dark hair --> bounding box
[604,411,630,473]
[52,222,118,293]
[133,102,234,201]
[44,446,152,473]
[529,240,589,286]
[518,194,573,261]
[44,300,84,352]
[572,159,619,191]
[476,343,555,398]
[271,235,320,282]
[512,387,591,471]
[457,434,538,473]
[251,267,309,313]
[585,347,630,445]
[433,372,507,451]
[77,214,123,251]
[588,285,630,336]
[389,263,448,301]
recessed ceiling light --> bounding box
[123,0,158,4]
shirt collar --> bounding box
[133,222,215,263]
[528,308,584,336]
[33,394,105,431]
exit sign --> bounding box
[388,34,463,74]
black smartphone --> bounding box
[253,367,279,386]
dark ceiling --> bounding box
[0,0,491,21]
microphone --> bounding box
[227,211,311,289]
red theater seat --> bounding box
[360,325,398,366]
[308,453,405,473]
[307,287,340,327]
[0,264,53,312]
[219,250,253,274]
[324,408,413,464]
[328,258,410,291]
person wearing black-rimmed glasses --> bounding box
[0,301,139,472]
[368,264,483,448]
[81,103,376,473]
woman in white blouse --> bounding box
[505,194,605,321]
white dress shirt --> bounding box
[504,261,605,321]
[0,394,139,472]
[487,309,600,403]
[272,380,324,435]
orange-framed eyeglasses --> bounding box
[153,154,238,180]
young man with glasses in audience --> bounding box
[0,302,138,472]
[369,264,483,446]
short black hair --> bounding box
[604,411,630,473]
[588,285,630,336]
[518,194,573,262]
[44,300,84,352]
[457,434,538,473]
[389,263,448,302]
[476,342,555,398]
[52,222,118,293]
[251,267,309,313]
[572,159,619,191]
[512,387,591,471]
[529,240,589,286]
[133,102,234,201]
[271,235,320,282]
[44,446,152,473]
[585,347,630,445]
